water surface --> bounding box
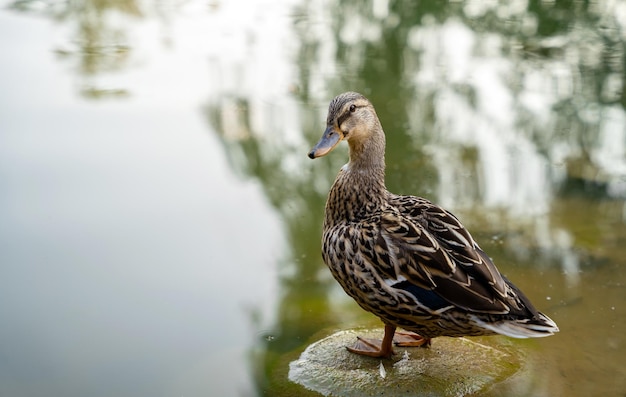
[1,1,625,396]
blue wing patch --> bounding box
[392,280,451,310]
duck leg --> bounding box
[346,324,396,358]
[393,330,431,347]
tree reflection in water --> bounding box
[202,1,626,394]
[6,0,626,395]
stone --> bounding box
[288,328,523,397]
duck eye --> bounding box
[349,104,356,113]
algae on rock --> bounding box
[288,328,522,397]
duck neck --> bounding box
[347,128,386,173]
[324,129,388,226]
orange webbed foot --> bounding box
[347,336,395,358]
[393,331,431,348]
[345,324,396,358]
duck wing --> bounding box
[381,196,521,315]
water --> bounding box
[1,0,625,396]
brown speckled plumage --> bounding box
[308,92,558,357]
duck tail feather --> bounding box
[470,313,559,339]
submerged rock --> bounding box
[288,328,523,397]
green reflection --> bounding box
[11,0,625,394]
[10,0,138,98]
[204,1,626,396]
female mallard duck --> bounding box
[308,92,559,358]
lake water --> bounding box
[1,0,625,396]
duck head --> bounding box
[308,92,382,159]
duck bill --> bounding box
[308,126,342,159]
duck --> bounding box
[308,92,559,358]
